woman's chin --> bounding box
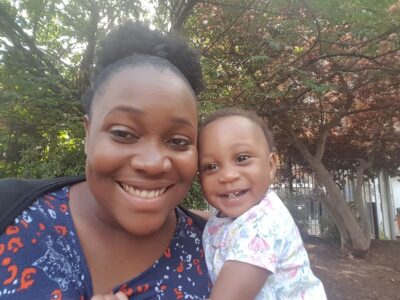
[119,211,176,238]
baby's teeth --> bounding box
[228,191,241,199]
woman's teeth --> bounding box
[120,183,167,199]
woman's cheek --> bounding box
[86,140,123,175]
[180,148,198,180]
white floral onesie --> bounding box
[203,190,327,300]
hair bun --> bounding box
[95,21,203,95]
[154,44,168,58]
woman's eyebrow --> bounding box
[105,106,142,118]
[170,117,195,128]
[106,105,195,128]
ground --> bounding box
[306,237,400,300]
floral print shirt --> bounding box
[0,186,211,299]
[203,190,326,300]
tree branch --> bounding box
[170,0,199,33]
[202,0,258,55]
[0,2,61,76]
[76,0,100,96]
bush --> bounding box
[182,177,209,210]
[319,215,341,241]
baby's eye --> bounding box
[236,154,251,163]
[202,163,218,172]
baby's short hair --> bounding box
[199,108,276,151]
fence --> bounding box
[273,164,322,236]
[272,164,394,239]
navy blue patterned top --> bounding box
[0,186,211,299]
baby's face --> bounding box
[198,115,276,218]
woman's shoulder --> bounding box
[0,185,90,298]
[0,175,85,234]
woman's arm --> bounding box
[209,260,270,300]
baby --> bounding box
[198,108,327,300]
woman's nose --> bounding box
[218,167,240,183]
[130,141,172,175]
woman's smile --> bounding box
[119,182,168,199]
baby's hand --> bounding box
[91,291,128,300]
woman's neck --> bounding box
[69,181,177,293]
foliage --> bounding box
[182,176,209,210]
[319,215,341,241]
[0,0,147,178]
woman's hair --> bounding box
[199,108,276,151]
[83,21,204,114]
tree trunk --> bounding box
[308,158,371,256]
[169,0,199,33]
[354,159,372,239]
[76,1,100,97]
[287,132,371,256]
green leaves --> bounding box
[0,0,149,179]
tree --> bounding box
[0,0,147,178]
[186,0,400,256]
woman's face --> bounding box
[84,66,198,235]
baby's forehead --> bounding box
[199,116,269,145]
[200,115,262,135]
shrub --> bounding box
[319,215,341,241]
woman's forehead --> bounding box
[97,65,194,98]
[89,67,198,123]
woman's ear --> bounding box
[83,115,90,155]
[268,152,278,180]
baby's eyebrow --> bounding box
[198,157,212,164]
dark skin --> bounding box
[68,66,198,296]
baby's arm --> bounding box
[209,260,271,300]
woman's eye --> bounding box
[110,129,138,141]
[168,137,191,148]
[236,154,251,163]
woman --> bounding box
[0,22,210,299]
